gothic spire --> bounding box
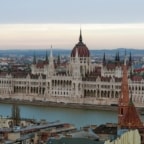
[33,52,36,65]
[117,51,120,61]
[50,45,53,58]
[45,50,49,63]
[115,52,118,62]
[103,52,106,65]
[118,57,129,126]
[79,28,83,42]
[57,54,61,65]
[129,52,132,66]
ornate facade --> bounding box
[0,31,144,107]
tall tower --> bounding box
[72,47,81,79]
[118,58,129,127]
[70,29,90,76]
[47,46,54,77]
[118,57,143,130]
[31,52,37,74]
[45,50,49,64]
[103,52,106,66]
[33,52,36,65]
[115,51,120,66]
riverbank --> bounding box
[0,98,144,113]
[0,98,117,111]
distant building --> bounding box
[0,30,144,106]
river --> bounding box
[0,103,144,128]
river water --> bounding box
[0,103,144,128]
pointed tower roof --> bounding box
[57,54,61,65]
[129,52,132,62]
[45,50,49,64]
[129,52,132,66]
[103,52,106,66]
[33,52,36,65]
[115,51,120,64]
[71,29,90,57]
[79,28,82,42]
[115,51,118,61]
[122,92,143,129]
[50,45,53,58]
[117,51,120,61]
[118,57,144,130]
[118,57,129,126]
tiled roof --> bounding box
[71,42,90,57]
[134,67,144,73]
[11,72,28,78]
[121,99,143,129]
[0,72,8,77]
[30,74,46,79]
[132,75,143,81]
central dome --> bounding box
[71,30,90,57]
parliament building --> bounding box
[0,30,144,107]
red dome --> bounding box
[71,30,90,57]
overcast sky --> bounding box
[0,0,144,49]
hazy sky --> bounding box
[0,0,144,50]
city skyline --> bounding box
[0,0,144,50]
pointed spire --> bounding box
[129,52,132,61]
[117,51,120,61]
[115,52,118,62]
[118,54,129,126]
[79,28,83,42]
[103,52,106,65]
[115,50,120,63]
[125,49,127,57]
[118,50,144,130]
[45,50,48,63]
[50,45,53,58]
[129,52,132,66]
[57,54,61,65]
[33,52,36,65]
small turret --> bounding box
[45,50,49,64]
[47,45,54,77]
[115,51,120,66]
[57,54,61,65]
[129,52,132,66]
[103,52,106,66]
[33,52,36,65]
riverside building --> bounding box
[0,30,144,107]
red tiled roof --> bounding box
[122,100,143,129]
[132,75,143,81]
[0,72,8,77]
[71,41,90,57]
[134,67,144,73]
